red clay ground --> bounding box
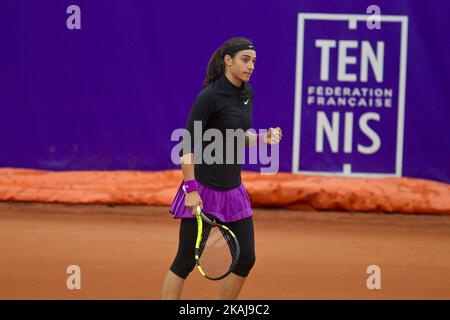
[0,202,449,299]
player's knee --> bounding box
[233,253,256,277]
[170,255,196,279]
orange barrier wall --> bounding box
[0,168,449,214]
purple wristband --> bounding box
[183,179,198,193]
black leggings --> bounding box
[170,216,255,279]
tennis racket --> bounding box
[193,205,240,281]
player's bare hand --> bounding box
[185,191,203,215]
[264,127,283,145]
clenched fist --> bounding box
[264,127,283,145]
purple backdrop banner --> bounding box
[294,14,405,176]
[0,0,449,183]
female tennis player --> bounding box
[161,37,282,300]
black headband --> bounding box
[223,44,255,57]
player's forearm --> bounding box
[181,153,195,181]
[245,131,258,147]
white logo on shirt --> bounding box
[244,99,250,105]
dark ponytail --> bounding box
[203,37,254,88]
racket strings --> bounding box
[198,226,238,279]
[220,228,239,257]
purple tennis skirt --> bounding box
[169,180,253,223]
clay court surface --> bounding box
[0,202,449,300]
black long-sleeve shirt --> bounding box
[181,73,253,190]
